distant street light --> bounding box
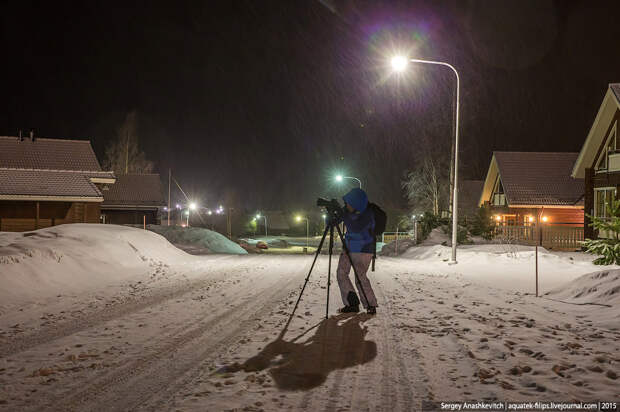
[186,202,197,227]
[391,54,460,264]
[256,213,267,236]
[296,215,309,251]
[322,214,327,231]
[335,174,362,188]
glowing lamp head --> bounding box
[189,202,197,210]
[335,175,343,182]
[542,216,548,222]
[391,55,408,72]
[295,216,302,222]
[208,210,212,215]
[322,214,326,219]
[528,216,534,222]
[495,215,501,221]
[256,214,261,219]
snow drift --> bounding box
[544,269,620,306]
[146,225,247,255]
[0,224,194,310]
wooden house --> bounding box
[572,84,620,239]
[0,135,115,231]
[479,151,584,226]
[100,174,165,225]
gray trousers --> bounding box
[336,252,378,309]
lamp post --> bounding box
[186,202,197,227]
[296,215,309,251]
[335,174,362,188]
[391,55,460,264]
[256,214,267,236]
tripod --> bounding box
[285,220,371,329]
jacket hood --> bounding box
[343,188,368,212]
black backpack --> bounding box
[367,202,387,271]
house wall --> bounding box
[101,209,158,225]
[585,108,620,239]
[489,206,583,226]
[0,201,100,232]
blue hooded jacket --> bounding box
[339,188,375,253]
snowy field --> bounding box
[0,225,619,411]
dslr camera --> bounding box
[316,197,344,220]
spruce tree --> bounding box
[583,198,620,265]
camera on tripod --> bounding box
[316,197,344,220]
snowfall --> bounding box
[0,224,618,411]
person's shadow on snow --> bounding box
[232,313,377,391]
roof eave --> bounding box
[0,195,103,202]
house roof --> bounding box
[0,168,103,201]
[481,152,584,207]
[572,84,620,178]
[101,174,165,208]
[0,136,102,171]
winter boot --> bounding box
[338,291,360,313]
[338,305,360,313]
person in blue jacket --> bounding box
[331,188,378,315]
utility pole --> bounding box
[125,131,129,174]
[167,168,171,226]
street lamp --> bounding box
[256,213,267,236]
[185,202,197,227]
[335,174,362,188]
[296,215,309,251]
[391,55,461,264]
[322,214,327,231]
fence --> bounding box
[382,232,415,244]
[494,224,584,250]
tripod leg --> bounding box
[335,224,371,309]
[282,224,330,336]
[326,225,335,319]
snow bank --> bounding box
[146,225,247,255]
[0,224,193,310]
[544,269,620,306]
[398,244,616,294]
[421,227,450,246]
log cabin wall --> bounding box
[0,201,101,232]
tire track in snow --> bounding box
[0,257,252,359]
[48,261,304,412]
[374,272,431,411]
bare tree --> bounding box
[103,111,154,174]
[401,157,448,215]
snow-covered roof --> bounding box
[0,136,102,171]
[0,168,104,201]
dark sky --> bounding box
[2,0,620,212]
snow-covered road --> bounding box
[1,254,619,411]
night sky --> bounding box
[3,0,620,212]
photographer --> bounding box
[330,188,378,315]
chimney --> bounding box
[29,129,35,141]
[18,129,23,141]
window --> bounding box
[594,187,616,218]
[596,122,618,172]
[491,176,507,206]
